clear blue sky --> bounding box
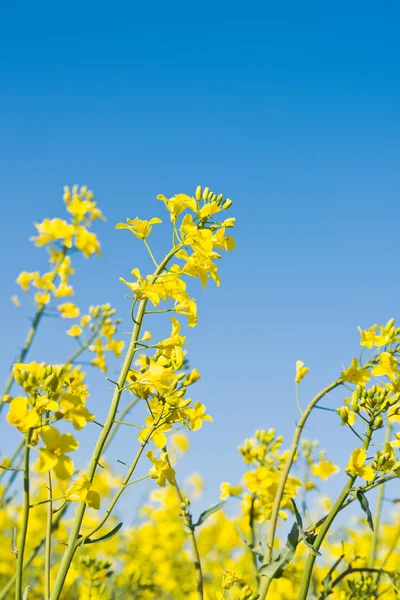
[1,1,400,519]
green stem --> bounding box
[297,426,373,600]
[49,243,182,600]
[257,378,342,599]
[175,477,204,599]
[0,440,24,484]
[45,469,53,600]
[368,420,392,567]
[15,431,32,600]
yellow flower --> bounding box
[373,443,400,474]
[65,474,100,509]
[36,426,78,480]
[116,217,162,239]
[105,338,125,358]
[295,361,309,383]
[58,392,94,430]
[185,402,213,431]
[146,451,176,487]
[7,397,40,432]
[341,358,371,385]
[197,201,221,219]
[34,291,51,305]
[372,352,399,382]
[80,314,91,327]
[66,324,82,337]
[346,448,374,481]
[32,218,75,247]
[53,283,74,297]
[75,226,101,257]
[16,271,39,291]
[58,302,80,318]
[220,482,243,499]
[358,326,378,349]
[157,193,197,222]
[337,404,357,426]
[311,460,339,480]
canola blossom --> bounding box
[1,185,400,600]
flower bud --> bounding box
[350,397,359,413]
[195,186,202,201]
[202,187,210,201]
[222,199,232,210]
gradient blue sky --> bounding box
[1,1,400,520]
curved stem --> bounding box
[49,243,182,600]
[258,378,342,599]
[15,431,32,600]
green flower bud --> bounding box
[222,199,233,210]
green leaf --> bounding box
[83,522,124,545]
[259,523,299,579]
[356,490,374,531]
[290,499,321,557]
[193,501,225,528]
[291,498,304,531]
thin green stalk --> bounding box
[49,243,182,600]
[174,476,204,600]
[297,426,373,600]
[368,420,392,567]
[0,504,68,600]
[45,470,53,600]
[257,378,342,599]
[15,430,32,600]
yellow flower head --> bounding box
[295,360,309,383]
[346,448,374,481]
[220,482,243,499]
[65,474,100,509]
[116,217,162,239]
[58,302,80,319]
[341,358,371,385]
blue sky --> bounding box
[1,1,400,521]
